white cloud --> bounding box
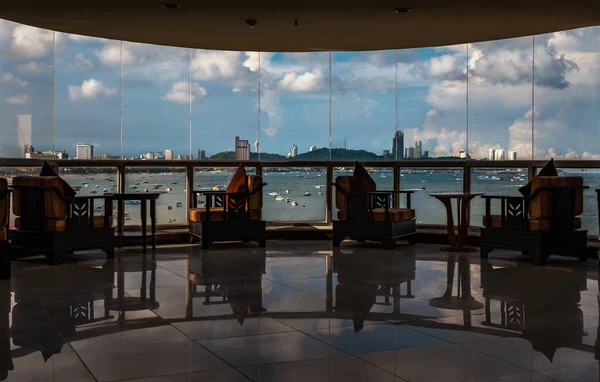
[68,34,104,42]
[68,79,117,101]
[192,50,244,80]
[1,73,28,88]
[429,55,463,78]
[8,25,58,59]
[15,61,48,75]
[261,89,283,137]
[72,53,94,70]
[232,88,242,93]
[96,41,134,66]
[278,68,325,92]
[162,81,208,103]
[6,94,29,105]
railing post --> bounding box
[462,161,471,194]
[256,163,263,178]
[326,163,334,223]
[186,165,194,223]
[528,165,536,181]
[393,164,401,209]
[117,164,126,230]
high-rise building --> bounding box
[488,149,496,161]
[177,154,190,160]
[308,145,318,152]
[165,149,174,160]
[197,149,206,160]
[254,140,259,155]
[508,151,517,160]
[145,152,154,160]
[290,144,298,158]
[458,150,467,159]
[235,136,250,161]
[423,151,429,158]
[382,149,390,159]
[414,140,422,159]
[408,147,415,158]
[155,152,164,160]
[494,149,506,161]
[404,147,409,158]
[392,131,404,159]
[17,114,32,158]
[76,144,93,160]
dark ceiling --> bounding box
[1,0,599,51]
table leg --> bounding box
[141,199,147,253]
[438,197,457,248]
[457,196,477,252]
[150,199,156,250]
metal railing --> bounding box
[2,158,599,228]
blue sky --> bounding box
[0,19,598,159]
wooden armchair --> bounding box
[480,176,587,265]
[333,175,416,249]
[9,176,115,265]
[189,175,266,249]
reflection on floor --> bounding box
[1,241,599,381]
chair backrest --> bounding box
[247,175,263,210]
[12,176,69,219]
[335,176,352,211]
[529,176,583,219]
[0,178,8,241]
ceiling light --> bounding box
[293,19,300,26]
[394,7,412,13]
[245,20,258,28]
[161,2,180,9]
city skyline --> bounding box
[0,19,598,160]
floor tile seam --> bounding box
[262,274,334,283]
[533,360,600,373]
[260,276,331,299]
[397,323,505,345]
[296,328,413,379]
[180,327,299,342]
[388,324,539,373]
[104,367,253,382]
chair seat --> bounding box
[482,215,581,232]
[337,208,415,222]
[15,216,106,232]
[189,208,262,222]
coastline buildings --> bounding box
[403,140,423,159]
[494,149,506,161]
[76,144,93,160]
[488,148,517,161]
[392,131,404,159]
[235,136,250,161]
[508,151,517,160]
[197,149,207,160]
[26,150,68,160]
[288,144,298,158]
[165,149,174,160]
[308,145,318,152]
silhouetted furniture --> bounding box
[333,176,416,249]
[187,250,266,322]
[480,258,587,361]
[333,249,416,329]
[189,175,266,249]
[110,192,160,253]
[480,176,587,265]
[0,179,10,279]
[430,192,483,252]
[9,176,115,265]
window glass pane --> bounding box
[125,167,186,226]
[122,42,190,159]
[468,37,533,161]
[191,50,258,160]
[0,20,53,158]
[55,33,120,159]
[534,27,600,160]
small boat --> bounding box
[291,201,298,206]
[176,202,182,207]
[212,186,220,191]
[168,219,173,223]
[304,192,311,196]
[135,182,140,185]
[286,197,291,203]
[171,182,177,185]
[166,187,174,192]
[90,190,97,194]
[168,205,172,210]
[268,192,278,196]
[301,202,307,207]
[124,216,132,221]
[94,205,103,210]
[275,196,285,201]
[125,200,141,205]
[84,184,89,187]
[152,185,161,190]
[81,182,88,185]
[285,190,290,194]
[95,185,99,188]
[103,188,108,192]
[418,186,426,190]
[318,192,323,196]
[131,186,138,189]
[142,181,148,184]
[144,188,149,192]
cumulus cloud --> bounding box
[16,61,48,75]
[68,79,117,101]
[8,25,58,59]
[162,81,208,103]
[1,73,28,88]
[232,88,242,93]
[96,41,134,66]
[279,68,325,92]
[261,90,283,137]
[6,94,29,105]
[71,53,94,70]
[192,51,245,80]
[68,34,104,42]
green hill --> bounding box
[209,148,381,161]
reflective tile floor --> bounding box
[1,241,599,381]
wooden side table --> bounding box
[430,192,483,252]
[109,193,160,253]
